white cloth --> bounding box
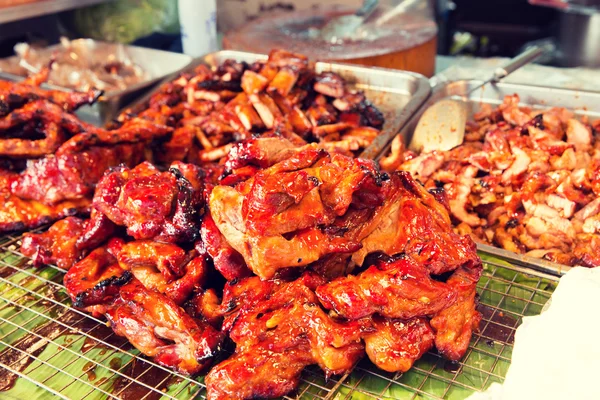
[468,267,600,400]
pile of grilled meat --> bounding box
[383,94,600,267]
[6,50,482,400]
[0,63,171,232]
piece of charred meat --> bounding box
[64,244,222,374]
[205,272,369,400]
[430,265,482,361]
[20,216,87,269]
[209,144,385,278]
[92,161,200,243]
[363,316,435,373]
[108,238,208,305]
[0,169,90,233]
[105,280,223,375]
[316,255,458,320]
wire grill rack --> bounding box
[0,230,558,400]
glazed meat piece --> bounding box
[206,347,312,400]
[352,172,480,275]
[0,170,90,233]
[108,238,207,305]
[20,208,117,269]
[93,161,200,243]
[106,280,223,375]
[198,213,251,281]
[63,244,131,312]
[11,142,146,204]
[205,273,368,400]
[0,122,65,158]
[363,317,435,373]
[0,81,101,114]
[0,100,93,136]
[209,145,384,278]
[20,216,86,269]
[316,255,458,320]
[430,265,482,361]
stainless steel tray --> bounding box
[386,79,600,277]
[124,50,431,157]
[0,39,192,126]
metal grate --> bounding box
[0,231,558,400]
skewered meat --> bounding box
[386,94,600,266]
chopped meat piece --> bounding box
[105,280,223,375]
[313,72,345,98]
[431,265,482,361]
[363,317,435,373]
[316,255,458,320]
[20,216,86,269]
[385,93,600,266]
[93,162,200,243]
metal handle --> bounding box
[492,46,546,81]
[356,0,379,17]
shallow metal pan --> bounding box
[0,39,192,125]
[122,50,431,157]
[384,79,600,277]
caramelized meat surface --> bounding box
[316,255,458,320]
[209,145,384,278]
[430,265,482,361]
[63,244,130,312]
[363,317,435,373]
[109,238,207,305]
[93,162,200,243]
[21,216,86,269]
[106,280,223,375]
[0,170,89,233]
[205,273,368,400]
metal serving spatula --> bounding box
[409,46,545,153]
[320,0,379,42]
